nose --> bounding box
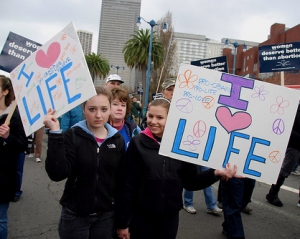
[96,110,102,118]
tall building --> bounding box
[77,30,93,55]
[97,0,141,90]
[173,32,224,74]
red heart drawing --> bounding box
[35,42,61,68]
[215,106,252,133]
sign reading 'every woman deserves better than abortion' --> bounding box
[10,22,96,136]
[159,64,300,184]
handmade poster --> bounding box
[10,22,96,136]
[159,64,300,184]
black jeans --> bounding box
[58,207,115,239]
[129,212,179,239]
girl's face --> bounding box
[0,85,8,103]
[110,97,126,121]
[147,105,168,138]
[83,94,111,130]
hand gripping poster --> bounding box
[10,22,96,136]
[159,64,300,184]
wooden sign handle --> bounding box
[4,101,17,126]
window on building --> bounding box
[254,63,257,71]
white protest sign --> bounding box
[10,22,96,136]
[159,64,300,184]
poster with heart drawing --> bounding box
[10,22,96,136]
[159,64,300,184]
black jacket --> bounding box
[45,123,125,215]
[287,104,300,150]
[116,128,219,229]
[0,107,27,203]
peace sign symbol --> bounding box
[269,150,281,163]
[193,120,207,138]
[272,118,285,135]
[175,98,193,114]
[202,96,215,109]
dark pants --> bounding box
[218,178,256,209]
[221,178,245,239]
[58,207,115,239]
[15,153,26,197]
[129,212,179,239]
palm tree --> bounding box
[85,52,110,82]
[123,29,165,101]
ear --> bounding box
[3,89,9,96]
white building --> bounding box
[173,32,224,73]
[77,30,93,55]
[96,0,141,89]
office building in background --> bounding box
[173,32,224,74]
[97,0,141,90]
[77,30,93,55]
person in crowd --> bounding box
[105,74,124,90]
[12,153,26,203]
[0,76,27,239]
[266,103,300,207]
[44,86,126,239]
[109,88,141,150]
[161,78,176,101]
[221,177,256,239]
[218,178,256,214]
[11,134,34,202]
[291,162,300,175]
[28,126,44,162]
[60,105,84,132]
[131,96,142,126]
[183,166,223,215]
[140,77,176,130]
[116,98,238,239]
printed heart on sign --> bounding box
[215,106,252,133]
[35,42,61,68]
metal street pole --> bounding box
[143,20,155,115]
[136,17,168,116]
[225,39,246,75]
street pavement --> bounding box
[7,134,300,239]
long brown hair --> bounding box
[82,86,112,109]
[0,75,15,106]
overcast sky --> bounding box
[0,0,299,75]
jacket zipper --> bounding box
[162,157,166,211]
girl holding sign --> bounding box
[0,76,27,239]
[115,98,238,239]
[44,86,125,239]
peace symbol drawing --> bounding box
[193,120,207,138]
[272,118,285,135]
[215,106,252,133]
[202,96,215,109]
[35,42,61,68]
[269,150,281,163]
[175,98,193,113]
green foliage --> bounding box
[123,29,165,102]
[85,53,110,82]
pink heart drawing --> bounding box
[215,106,252,133]
[35,42,61,68]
